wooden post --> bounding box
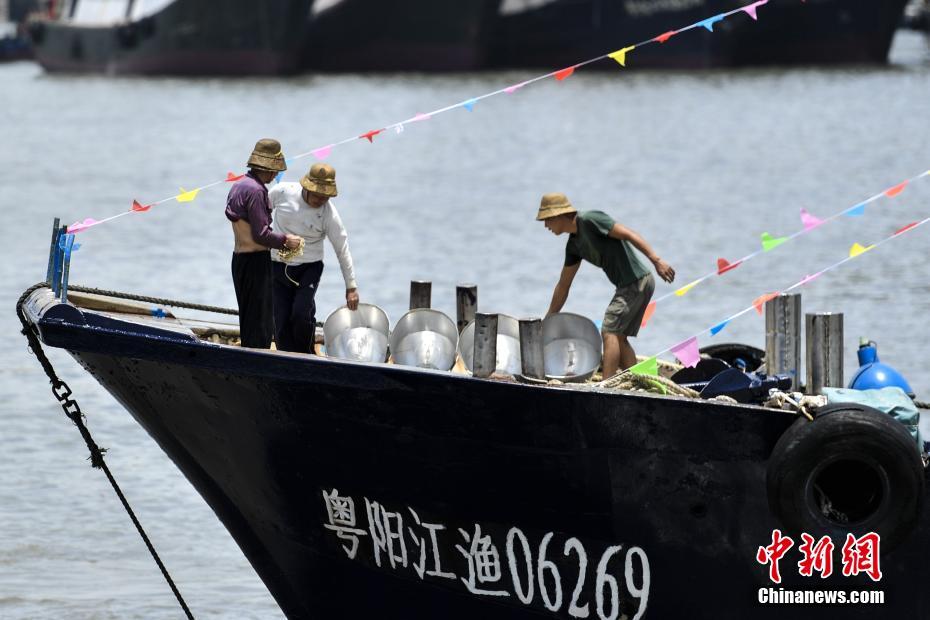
[765,293,801,390]
[409,280,431,310]
[456,283,477,334]
[473,313,498,378]
[519,318,545,379]
[806,313,844,394]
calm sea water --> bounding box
[2,32,929,619]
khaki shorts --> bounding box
[602,273,655,337]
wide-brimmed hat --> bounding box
[247,138,287,172]
[300,163,338,197]
[536,192,577,220]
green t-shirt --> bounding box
[564,210,650,288]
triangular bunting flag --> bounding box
[717,258,742,275]
[753,292,779,314]
[675,280,701,297]
[177,187,199,203]
[671,337,701,368]
[761,232,787,251]
[800,207,823,230]
[629,356,658,376]
[360,129,384,143]
[845,202,867,217]
[894,222,918,236]
[884,181,908,198]
[654,30,677,43]
[554,66,575,81]
[710,320,730,336]
[67,218,100,234]
[312,145,333,159]
[462,98,478,111]
[131,200,152,212]
[698,15,725,32]
[504,82,526,94]
[225,172,245,182]
[848,242,874,258]
[608,46,636,67]
[640,301,657,328]
[742,0,768,20]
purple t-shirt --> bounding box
[225,172,286,249]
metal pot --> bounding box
[458,314,522,376]
[323,303,390,363]
[390,309,459,371]
[542,312,602,382]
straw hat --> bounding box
[535,193,577,220]
[247,138,287,172]
[300,163,338,197]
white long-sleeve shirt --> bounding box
[268,182,358,290]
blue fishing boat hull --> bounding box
[21,287,929,619]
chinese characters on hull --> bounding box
[321,488,651,620]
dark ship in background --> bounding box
[23,0,915,75]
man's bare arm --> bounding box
[547,262,581,316]
[608,223,675,283]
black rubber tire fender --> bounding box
[767,403,924,552]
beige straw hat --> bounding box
[247,138,287,172]
[535,192,577,220]
[300,163,338,197]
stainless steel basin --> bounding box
[390,309,458,371]
[458,314,522,376]
[542,312,602,382]
[323,303,390,363]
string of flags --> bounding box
[625,209,930,377]
[64,0,779,236]
[638,168,930,330]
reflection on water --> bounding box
[1,31,929,620]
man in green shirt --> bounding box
[537,192,675,378]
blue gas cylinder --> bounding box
[848,338,914,395]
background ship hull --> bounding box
[301,0,501,71]
[26,291,929,619]
[488,0,911,69]
[30,0,311,76]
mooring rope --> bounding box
[16,283,195,620]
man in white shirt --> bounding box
[269,163,360,353]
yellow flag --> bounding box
[674,280,700,297]
[608,46,636,67]
[177,187,200,203]
[848,242,874,258]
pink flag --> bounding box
[799,272,823,286]
[671,337,701,368]
[68,218,100,234]
[742,0,767,20]
[312,145,333,159]
[412,113,431,122]
[504,82,526,94]
[800,207,823,230]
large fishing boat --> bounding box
[489,0,911,69]
[28,0,312,76]
[18,277,929,619]
[300,0,501,72]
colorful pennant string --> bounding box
[65,0,783,235]
[225,172,244,182]
[617,212,930,380]
[629,168,928,333]
[670,337,701,368]
[885,181,908,197]
[67,218,100,234]
[848,242,874,258]
[176,188,199,203]
[640,300,657,328]
[131,200,152,212]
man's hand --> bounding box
[346,288,359,310]
[284,234,301,250]
[654,258,675,283]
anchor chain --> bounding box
[16,283,195,620]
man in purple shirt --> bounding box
[225,138,300,348]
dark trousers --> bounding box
[231,251,274,348]
[272,261,324,353]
